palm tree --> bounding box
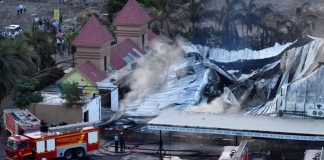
[214,0,246,50]
[185,0,210,33]
[0,38,38,100]
[106,0,128,23]
[23,27,56,70]
[240,0,261,47]
[150,0,183,36]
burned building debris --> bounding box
[123,36,324,119]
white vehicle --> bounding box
[3,24,23,38]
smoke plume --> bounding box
[186,88,242,114]
[119,38,186,115]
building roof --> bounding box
[110,39,145,70]
[72,15,114,47]
[149,112,324,136]
[75,61,107,84]
[113,0,151,26]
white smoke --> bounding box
[186,87,241,114]
[119,38,186,114]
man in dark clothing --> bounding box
[114,134,119,152]
[16,4,20,15]
[119,132,125,152]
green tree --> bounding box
[66,32,78,55]
[12,77,43,108]
[23,27,56,70]
[0,38,38,100]
[106,0,150,23]
[184,0,211,34]
[150,0,183,36]
[61,82,83,106]
[214,0,245,49]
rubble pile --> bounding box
[125,36,324,119]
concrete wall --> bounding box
[82,96,101,122]
[28,103,83,124]
[28,96,102,124]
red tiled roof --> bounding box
[73,15,114,47]
[113,0,151,26]
[75,61,107,84]
[110,39,146,70]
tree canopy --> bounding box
[0,38,39,100]
[12,77,43,108]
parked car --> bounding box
[2,25,23,39]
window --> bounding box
[19,141,29,149]
[36,141,45,153]
[6,139,18,150]
[46,139,55,151]
[88,131,98,144]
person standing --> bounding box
[16,4,20,15]
[119,132,125,152]
[23,4,27,14]
[59,14,63,27]
[114,134,119,153]
[19,4,23,15]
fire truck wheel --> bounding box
[64,149,73,160]
[75,148,85,158]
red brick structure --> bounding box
[72,0,156,72]
[72,15,114,71]
[113,0,151,49]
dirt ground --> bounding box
[0,0,105,32]
[0,0,323,37]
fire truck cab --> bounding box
[5,126,100,160]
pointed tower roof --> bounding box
[113,0,151,26]
[73,15,114,47]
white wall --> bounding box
[82,96,101,122]
[111,87,119,112]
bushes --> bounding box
[60,82,83,106]
[12,77,43,108]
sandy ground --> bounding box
[0,0,104,32]
[1,0,323,38]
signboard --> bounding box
[54,9,60,20]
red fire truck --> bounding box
[5,125,100,160]
[3,109,41,135]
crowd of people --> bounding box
[32,14,66,53]
[1,2,70,57]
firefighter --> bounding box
[114,134,119,152]
[119,132,125,152]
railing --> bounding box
[48,120,102,132]
[234,140,248,159]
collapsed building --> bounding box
[123,36,324,120]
